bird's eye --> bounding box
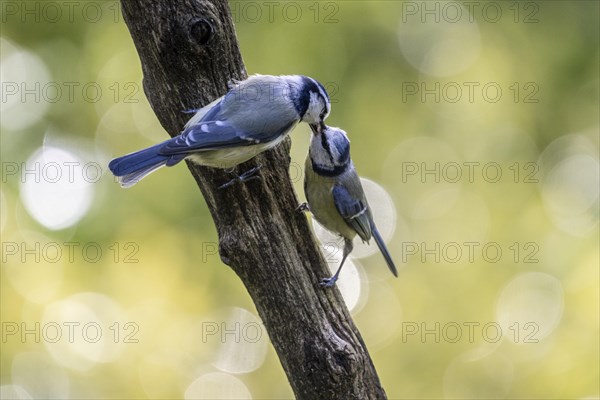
[319,108,327,120]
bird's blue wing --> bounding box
[183,97,224,129]
[159,120,296,155]
[332,185,372,241]
[195,98,224,124]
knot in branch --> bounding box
[190,18,214,46]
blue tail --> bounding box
[108,141,184,188]
[371,223,398,277]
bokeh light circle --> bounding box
[541,154,599,236]
[496,272,564,341]
[398,1,481,76]
[321,244,365,313]
[20,146,95,230]
[0,38,51,131]
[184,372,252,400]
[11,352,70,399]
[42,292,127,371]
[0,385,32,400]
[211,307,269,374]
[538,133,599,236]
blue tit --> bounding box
[109,74,330,188]
[301,124,398,287]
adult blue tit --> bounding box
[300,124,398,287]
[109,74,330,188]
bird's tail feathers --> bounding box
[108,142,176,188]
[371,223,398,277]
[116,160,168,188]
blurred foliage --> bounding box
[1,1,598,399]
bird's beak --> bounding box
[310,121,326,135]
[310,123,320,135]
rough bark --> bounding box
[119,1,387,398]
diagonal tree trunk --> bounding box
[119,1,387,398]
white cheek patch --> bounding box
[310,139,333,169]
[305,92,321,122]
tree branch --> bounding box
[119,1,387,398]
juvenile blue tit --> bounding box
[109,74,330,188]
[301,124,398,287]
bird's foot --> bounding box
[227,78,241,90]
[218,165,263,190]
[182,108,200,114]
[296,202,310,213]
[319,276,338,288]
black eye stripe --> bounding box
[306,76,330,105]
[295,76,330,119]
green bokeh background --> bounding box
[1,1,598,399]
